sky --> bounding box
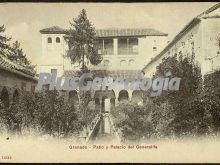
[0,2,217,67]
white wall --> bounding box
[143,8,220,77]
[90,36,168,71]
[143,21,203,77]
[139,36,167,69]
[40,33,66,76]
[201,18,220,75]
[40,34,168,75]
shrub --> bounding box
[0,90,99,138]
[111,100,153,142]
[151,55,213,137]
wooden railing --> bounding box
[118,48,138,55]
[98,48,113,55]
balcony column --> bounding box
[99,96,102,113]
[113,38,118,55]
[114,90,119,105]
[102,39,104,51]
[128,90,132,101]
[138,38,141,54]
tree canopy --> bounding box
[0,25,11,55]
[0,25,32,68]
[66,9,102,72]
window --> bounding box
[56,37,60,43]
[118,38,138,55]
[48,37,52,43]
[103,60,110,67]
[118,38,127,55]
[97,39,113,55]
[128,38,138,54]
[129,59,135,66]
[120,60,126,67]
[98,39,103,54]
[51,69,57,75]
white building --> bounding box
[142,3,220,77]
[39,27,168,76]
[39,26,168,109]
[38,3,220,111]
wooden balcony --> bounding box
[98,48,114,55]
[118,48,138,55]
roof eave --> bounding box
[40,30,67,34]
[96,34,168,38]
[0,65,37,82]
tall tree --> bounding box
[0,25,33,70]
[0,25,11,55]
[9,41,31,66]
[66,9,102,72]
[65,9,102,132]
[151,55,212,136]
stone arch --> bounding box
[69,90,79,105]
[0,87,9,107]
[118,90,129,101]
[94,90,116,112]
[132,90,143,105]
[109,90,116,109]
[12,89,20,103]
[95,98,100,104]
[110,98,115,109]
[120,60,126,67]
[129,59,135,66]
[103,60,110,67]
[95,98,100,111]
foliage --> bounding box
[151,55,213,137]
[0,24,33,69]
[0,91,100,138]
[77,100,99,129]
[8,41,31,66]
[111,100,153,141]
[203,71,220,131]
[66,9,102,71]
[65,9,103,129]
[111,54,216,141]
[0,25,11,55]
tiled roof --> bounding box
[40,26,167,37]
[95,28,168,37]
[40,26,67,34]
[0,53,36,79]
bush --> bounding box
[111,100,153,142]
[110,55,216,141]
[151,55,213,137]
[203,71,220,132]
[0,90,99,138]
